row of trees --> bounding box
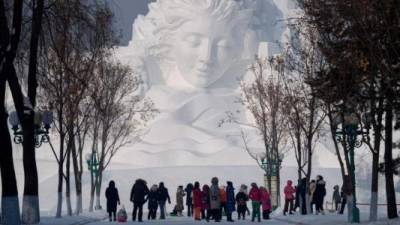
[0,1,155,224]
[226,0,399,222]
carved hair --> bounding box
[131,0,253,72]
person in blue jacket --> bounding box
[225,181,236,222]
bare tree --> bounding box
[88,59,156,211]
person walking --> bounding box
[236,185,249,220]
[157,182,171,219]
[201,184,211,221]
[193,182,202,220]
[176,185,186,216]
[130,179,149,222]
[314,175,326,215]
[147,184,158,220]
[249,183,261,222]
[260,186,271,220]
[283,180,296,215]
[185,183,194,217]
[105,180,120,222]
[210,177,222,222]
[225,181,235,222]
[332,185,341,212]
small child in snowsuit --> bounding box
[176,185,186,216]
[236,184,249,220]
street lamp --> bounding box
[86,151,101,210]
[332,106,370,223]
[8,110,53,148]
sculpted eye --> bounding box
[217,39,232,49]
[183,34,202,47]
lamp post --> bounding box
[261,156,282,210]
[332,108,370,223]
[8,110,53,148]
[86,151,101,210]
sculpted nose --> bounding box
[199,39,213,63]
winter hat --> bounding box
[151,184,158,191]
[287,180,293,186]
[211,177,219,185]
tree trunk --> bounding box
[95,172,103,210]
[384,101,398,219]
[89,170,95,212]
[65,146,72,216]
[21,115,40,224]
[55,134,64,218]
[72,138,82,214]
[369,152,379,221]
[0,88,21,225]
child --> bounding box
[260,186,271,220]
[249,182,261,222]
[176,185,186,216]
[193,182,202,221]
[147,184,158,220]
[283,180,296,216]
[332,185,341,212]
[201,184,211,221]
[219,185,227,217]
[235,184,249,220]
[117,205,128,223]
[105,180,120,222]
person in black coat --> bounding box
[147,184,159,220]
[157,182,171,219]
[105,180,120,221]
[314,175,326,215]
[130,179,149,222]
[185,183,194,217]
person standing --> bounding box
[225,181,235,222]
[309,180,317,213]
[339,186,347,214]
[332,185,341,212]
[105,180,120,222]
[147,184,158,220]
[193,182,202,220]
[283,180,296,215]
[260,186,271,220]
[314,175,326,215]
[210,177,222,222]
[201,184,211,221]
[176,185,186,216]
[298,178,307,215]
[236,185,249,220]
[130,179,149,222]
[157,182,171,219]
[185,183,194,217]
[220,185,227,218]
[249,183,261,222]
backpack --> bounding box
[117,205,127,223]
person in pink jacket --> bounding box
[283,180,296,215]
[259,186,271,220]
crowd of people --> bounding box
[104,175,345,223]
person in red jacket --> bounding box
[249,183,261,222]
[259,186,271,220]
[192,182,202,221]
[283,180,296,215]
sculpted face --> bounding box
[173,14,244,88]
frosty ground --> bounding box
[39,211,400,225]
